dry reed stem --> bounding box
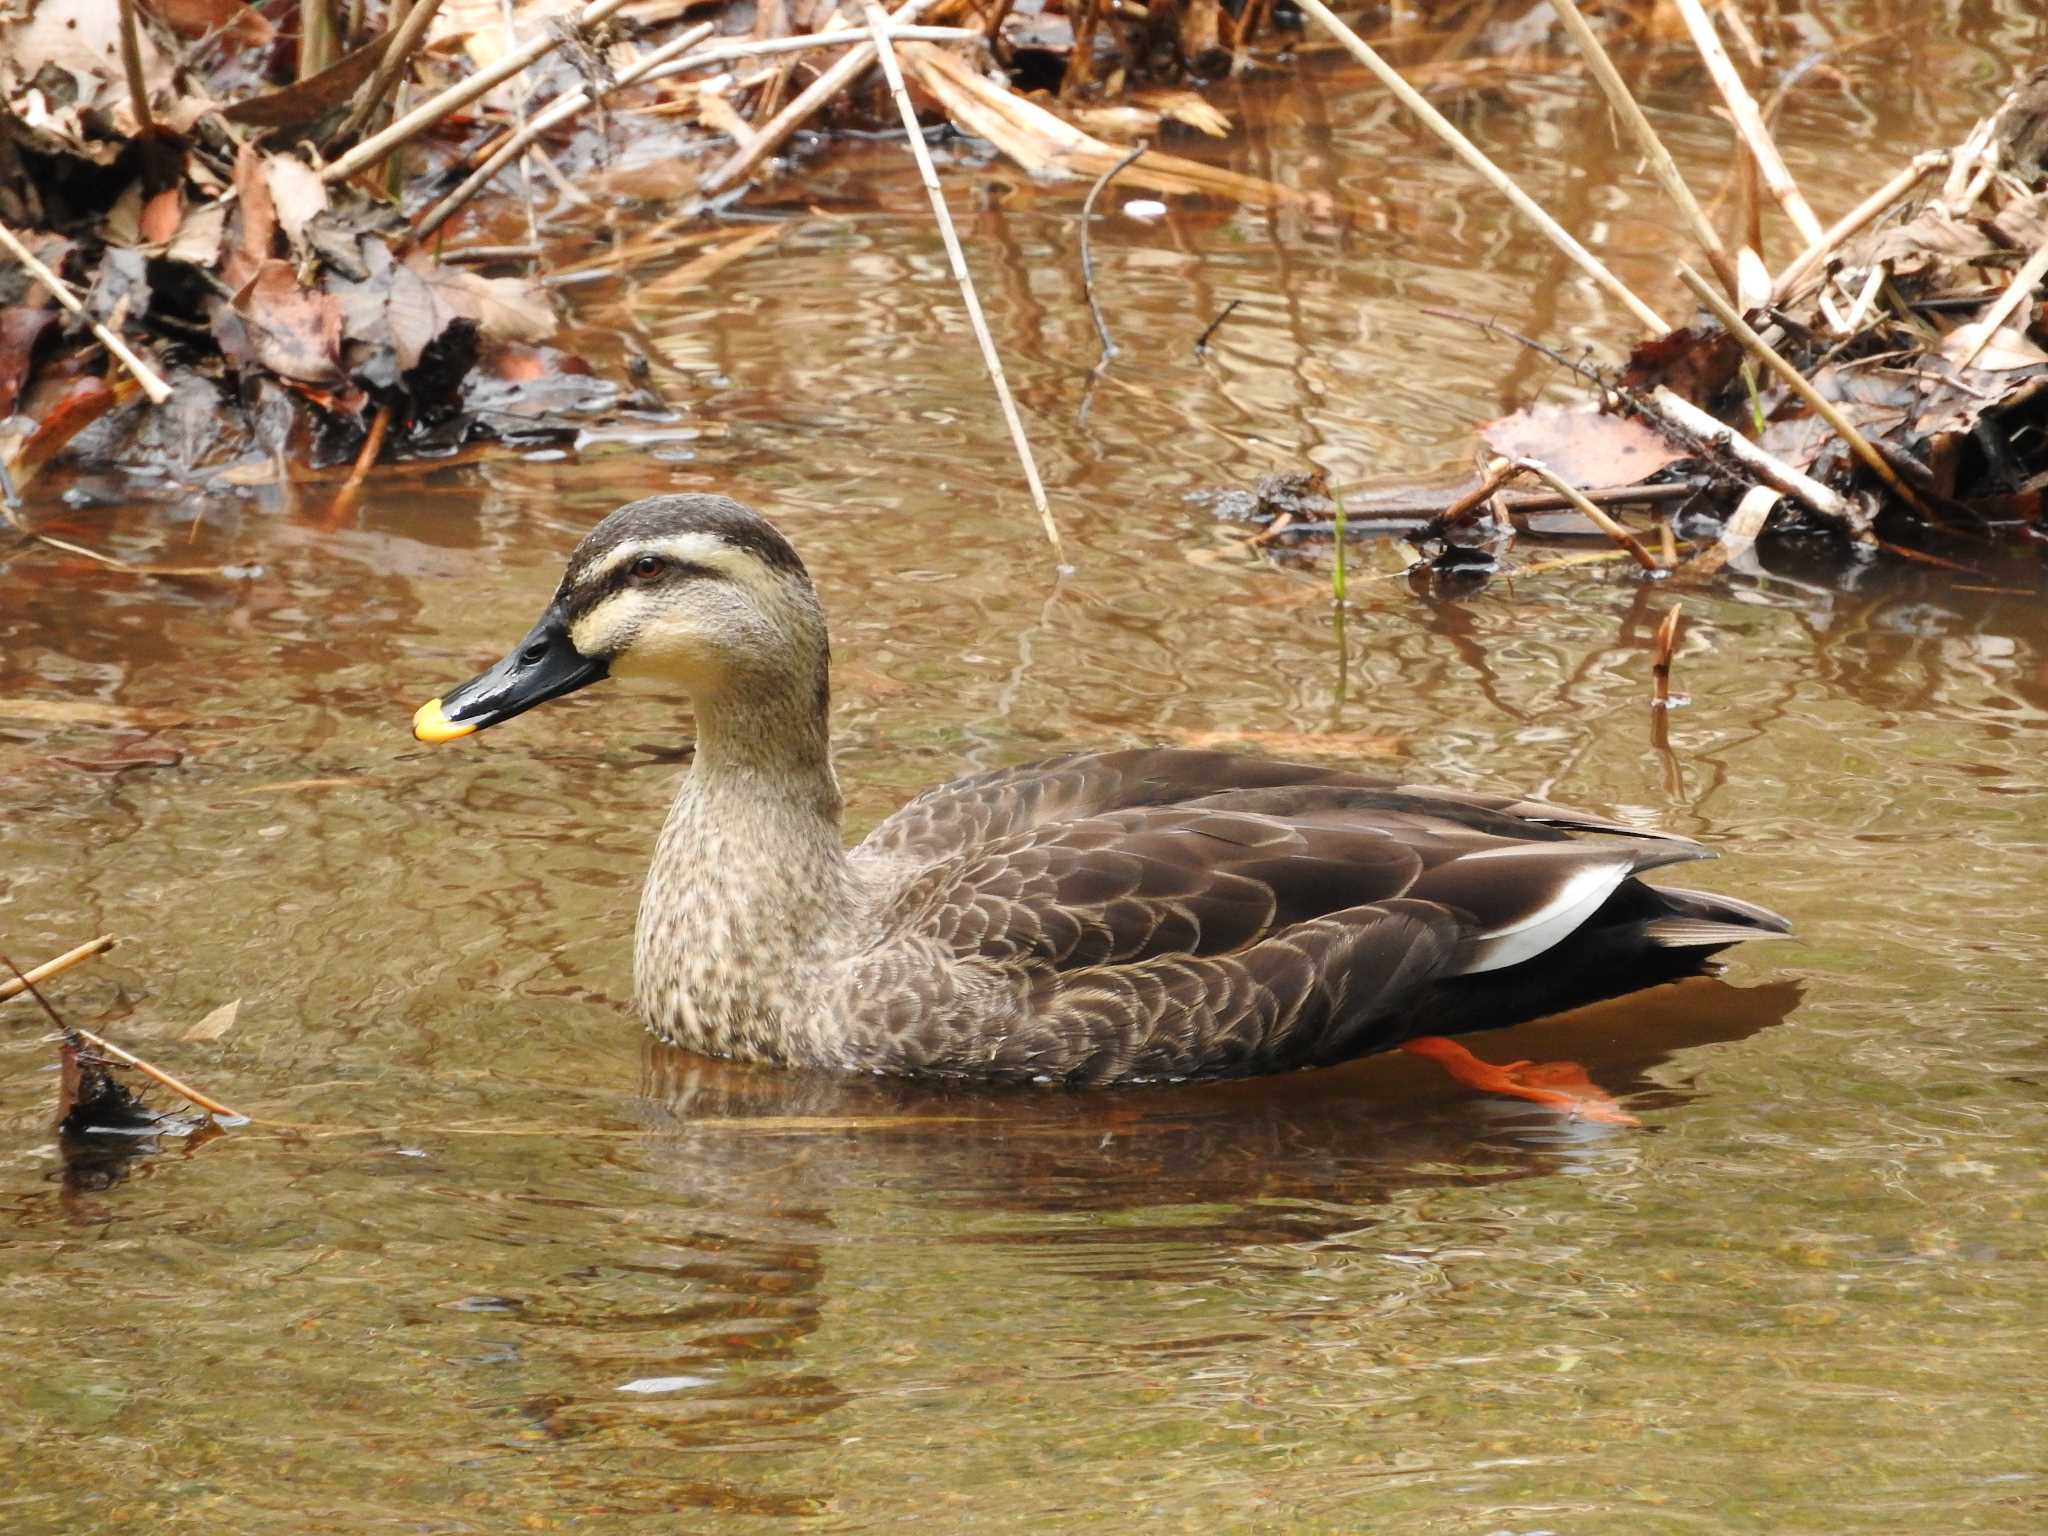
[411,20,717,241]
[66,1026,246,1123]
[1951,237,2048,370]
[1431,456,1521,533]
[703,0,939,198]
[1675,262,1936,520]
[1512,458,1661,571]
[1547,0,1738,299]
[322,0,636,186]
[0,936,115,1003]
[1292,0,1670,335]
[1646,383,1867,537]
[1770,152,1945,303]
[863,0,1065,567]
[336,0,446,147]
[344,400,393,487]
[1671,0,1822,245]
[0,220,172,404]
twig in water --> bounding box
[1080,141,1147,366]
[1425,457,1522,537]
[1291,0,1670,336]
[0,220,172,404]
[1651,602,1682,709]
[1671,0,1822,245]
[1194,298,1242,356]
[344,401,394,488]
[0,936,116,1003]
[1512,458,1662,572]
[1646,383,1868,539]
[1674,263,1936,521]
[1548,0,1738,299]
[2,955,244,1129]
[333,0,446,148]
[863,0,1065,567]
[115,0,155,134]
[322,0,636,188]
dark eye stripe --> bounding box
[592,557,712,601]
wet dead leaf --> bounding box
[221,31,392,129]
[226,146,280,289]
[154,0,275,46]
[0,307,58,417]
[406,260,556,345]
[140,188,184,247]
[1943,318,2048,371]
[1481,406,1688,488]
[182,1000,240,1042]
[222,260,344,384]
[264,156,330,264]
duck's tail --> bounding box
[1639,886,1794,950]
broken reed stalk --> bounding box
[863,0,1065,567]
[115,0,155,134]
[1952,237,2048,370]
[1429,456,1521,534]
[1291,0,1670,336]
[0,221,172,405]
[1675,262,1937,521]
[1193,298,1242,355]
[334,0,447,148]
[411,20,718,241]
[68,1025,247,1124]
[0,935,115,1003]
[1511,458,1661,571]
[1651,603,1682,709]
[1079,141,1147,366]
[1546,0,1739,300]
[322,0,636,187]
[703,0,940,199]
[1646,384,1866,538]
[1771,152,1946,303]
[344,400,393,487]
[1671,0,1823,246]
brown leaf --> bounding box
[141,187,184,246]
[163,202,226,266]
[182,999,240,1042]
[1621,325,1743,403]
[221,31,391,129]
[1480,406,1688,488]
[223,260,344,384]
[263,155,330,262]
[405,259,556,346]
[0,307,59,418]
[153,0,274,46]
[226,146,279,290]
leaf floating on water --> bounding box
[1481,405,1689,490]
[183,1000,241,1043]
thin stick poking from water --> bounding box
[1080,141,1146,367]
[1513,458,1662,572]
[863,1,1066,568]
[1194,298,1242,356]
[1651,603,1682,709]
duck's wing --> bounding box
[850,749,1399,869]
[847,791,1706,1083]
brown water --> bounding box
[6,5,2048,1530]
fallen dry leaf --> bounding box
[0,307,59,417]
[1481,405,1689,488]
[264,156,330,264]
[221,260,344,384]
[406,259,556,346]
[221,31,392,130]
[153,0,274,46]
[182,999,240,1042]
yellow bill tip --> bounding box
[412,697,477,744]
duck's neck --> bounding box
[633,658,859,1065]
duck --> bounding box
[411,494,1790,1120]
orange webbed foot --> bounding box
[1399,1036,1640,1127]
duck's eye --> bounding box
[629,555,668,582]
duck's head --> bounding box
[412,494,821,743]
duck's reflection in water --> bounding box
[559,979,1802,1470]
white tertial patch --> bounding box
[1452,848,1636,974]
